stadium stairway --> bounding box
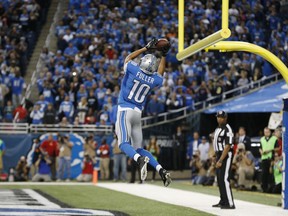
[24,0,70,103]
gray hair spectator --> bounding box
[233,143,256,190]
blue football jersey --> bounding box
[118,61,163,111]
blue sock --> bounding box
[136,148,159,169]
[119,142,137,159]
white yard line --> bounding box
[23,189,60,208]
[97,183,288,216]
[0,182,93,186]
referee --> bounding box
[212,110,235,209]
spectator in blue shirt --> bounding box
[76,84,88,103]
[19,9,29,31]
[11,71,26,107]
[83,72,96,91]
[35,95,49,112]
[32,153,52,182]
[262,61,273,77]
[59,95,74,123]
[64,42,78,58]
[3,100,14,122]
[146,95,162,117]
[30,104,44,124]
[94,81,106,109]
[184,60,197,83]
[42,81,55,104]
[54,50,66,64]
[55,20,68,37]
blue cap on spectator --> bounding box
[216,110,227,118]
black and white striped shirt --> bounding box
[213,124,234,152]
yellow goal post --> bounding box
[176,0,288,83]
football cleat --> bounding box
[137,156,149,181]
[159,169,172,187]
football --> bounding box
[155,38,170,51]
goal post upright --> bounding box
[178,0,184,52]
[176,0,231,61]
[222,0,229,29]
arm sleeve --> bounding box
[123,62,129,75]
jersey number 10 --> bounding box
[128,80,150,103]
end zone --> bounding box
[0,189,126,216]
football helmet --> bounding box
[139,54,158,75]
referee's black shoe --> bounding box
[212,203,222,208]
[220,205,236,209]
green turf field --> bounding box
[0,184,211,216]
[0,181,281,216]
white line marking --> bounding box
[0,182,93,186]
[23,189,60,208]
[0,189,114,215]
[97,183,288,216]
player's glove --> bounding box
[161,41,171,57]
[145,37,158,50]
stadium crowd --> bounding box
[0,0,51,121]
[0,0,286,125]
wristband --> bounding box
[218,160,222,163]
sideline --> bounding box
[97,183,288,216]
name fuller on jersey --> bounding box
[136,71,154,84]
